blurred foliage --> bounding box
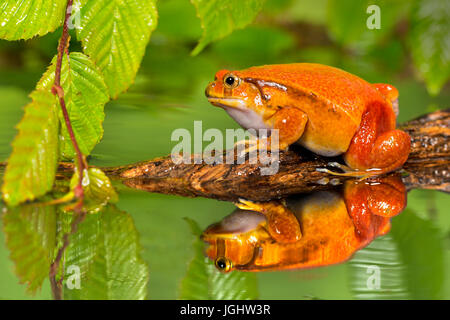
[190,0,266,55]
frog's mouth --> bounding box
[207,97,247,110]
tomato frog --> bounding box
[205,63,411,178]
[201,176,406,272]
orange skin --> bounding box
[205,63,411,175]
[202,176,407,272]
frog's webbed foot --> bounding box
[236,198,301,244]
[316,162,381,181]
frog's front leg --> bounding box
[237,107,308,155]
[236,199,302,243]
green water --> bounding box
[0,0,449,300]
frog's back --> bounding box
[238,63,391,156]
[240,63,385,123]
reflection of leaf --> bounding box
[179,218,258,300]
[2,204,57,294]
[0,0,65,40]
[349,235,409,299]
[63,205,149,300]
[190,0,265,55]
[37,52,109,160]
[390,209,444,299]
[409,0,450,95]
[74,0,158,98]
[1,90,59,206]
[348,209,444,299]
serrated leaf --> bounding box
[179,218,258,300]
[62,205,149,300]
[1,90,59,206]
[74,0,158,98]
[190,0,265,55]
[0,0,66,40]
[409,0,450,95]
[37,52,109,159]
[69,167,118,213]
[2,203,57,294]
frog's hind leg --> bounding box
[322,101,410,178]
[236,199,302,243]
[344,101,410,175]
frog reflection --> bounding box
[201,176,406,272]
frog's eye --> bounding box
[223,74,240,89]
[215,256,233,272]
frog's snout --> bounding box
[205,82,216,98]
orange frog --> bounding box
[205,63,411,177]
[202,176,406,272]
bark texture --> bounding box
[94,110,449,201]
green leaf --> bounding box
[69,168,118,213]
[179,218,258,300]
[0,0,66,40]
[409,0,450,95]
[62,205,149,300]
[37,52,109,159]
[74,0,158,98]
[2,203,57,294]
[190,0,265,55]
[1,90,59,206]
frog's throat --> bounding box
[207,97,247,110]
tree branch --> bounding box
[96,110,449,202]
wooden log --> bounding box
[97,110,449,201]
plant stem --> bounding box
[51,0,85,206]
[49,0,86,298]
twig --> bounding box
[49,0,86,300]
[51,0,85,208]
